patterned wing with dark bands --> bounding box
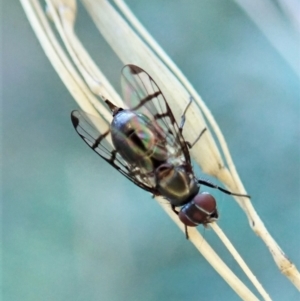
[121,64,191,164]
[71,110,155,193]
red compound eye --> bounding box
[178,193,218,227]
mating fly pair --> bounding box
[71,64,249,238]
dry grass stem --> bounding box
[20,0,300,299]
[112,0,300,290]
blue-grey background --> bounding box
[3,1,300,300]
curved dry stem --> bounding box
[210,223,271,301]
[20,0,300,299]
[159,200,262,301]
[112,0,300,290]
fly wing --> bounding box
[71,110,156,193]
[121,64,190,164]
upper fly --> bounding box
[71,64,250,238]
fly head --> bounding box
[178,192,218,227]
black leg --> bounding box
[186,127,207,149]
[185,225,189,240]
[198,179,251,198]
[171,205,179,214]
[172,205,190,239]
[179,96,207,149]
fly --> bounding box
[71,64,250,238]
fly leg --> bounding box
[184,225,189,240]
[198,179,251,198]
[179,96,207,149]
[172,205,189,239]
[186,127,207,149]
[179,96,193,132]
[171,205,179,214]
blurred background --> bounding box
[3,0,300,300]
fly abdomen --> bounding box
[111,109,168,170]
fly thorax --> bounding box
[111,110,168,170]
[155,164,199,206]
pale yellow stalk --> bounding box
[20,0,299,299]
[112,0,300,290]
